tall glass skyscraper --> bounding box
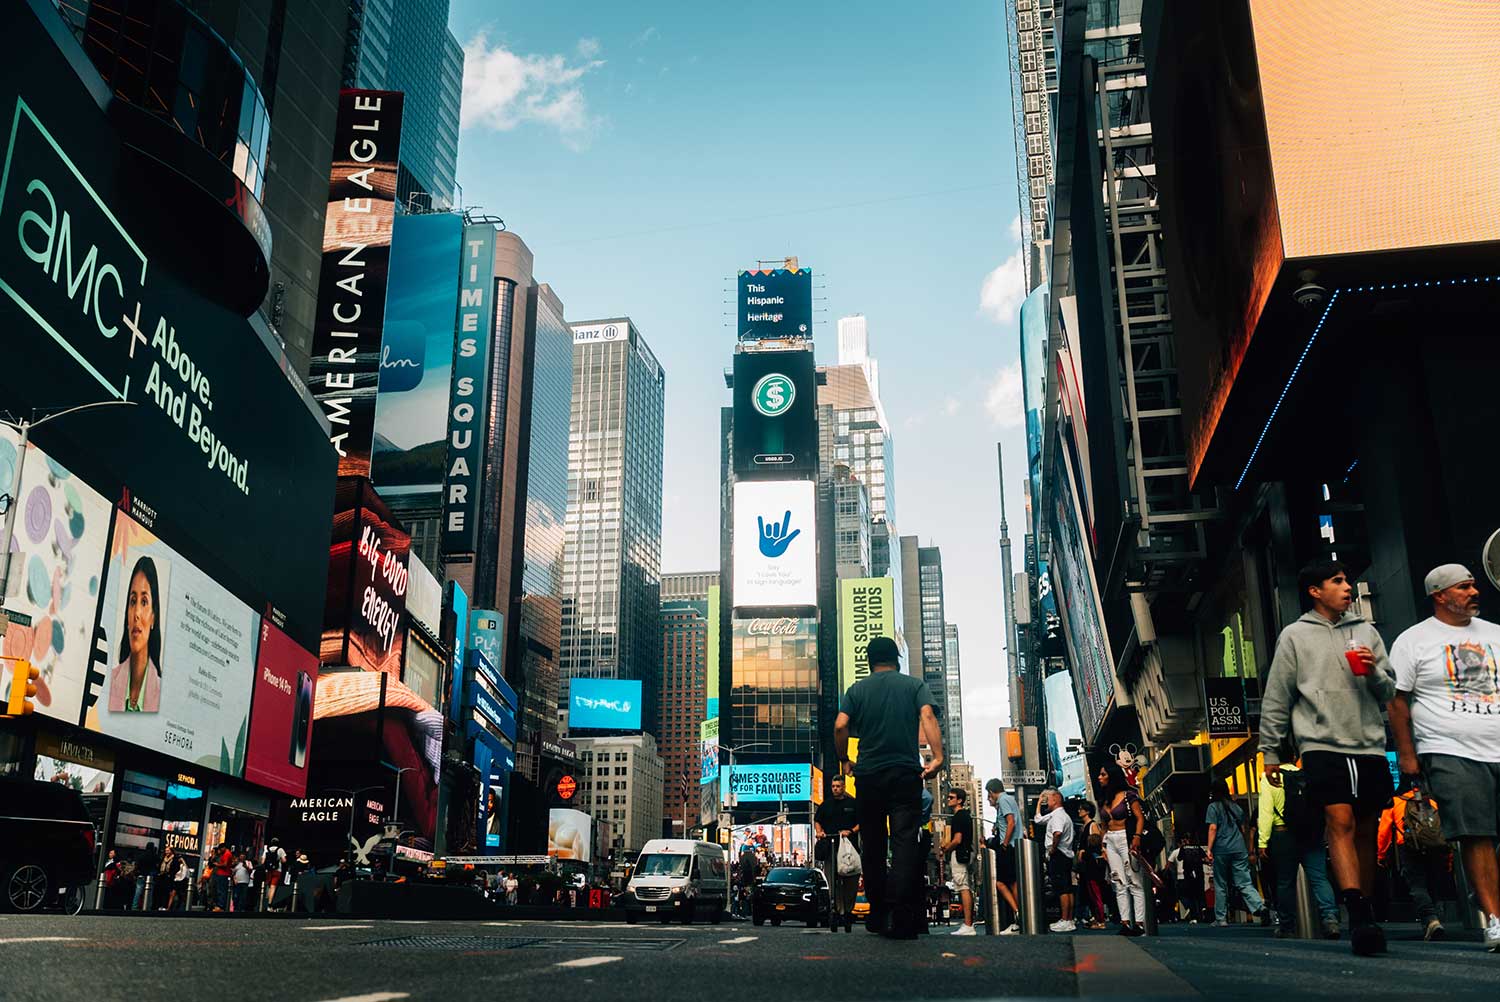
[944,623,965,761]
[902,537,950,742]
[345,0,464,210]
[561,319,666,739]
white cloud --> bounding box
[633,26,659,46]
[1009,214,1022,240]
[461,32,604,149]
[984,362,1025,429]
[943,396,961,417]
[964,684,1011,721]
[979,249,1027,324]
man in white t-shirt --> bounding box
[1035,789,1076,932]
[1389,563,1500,953]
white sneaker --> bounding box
[1049,919,1077,933]
[951,924,977,936]
[1000,923,1020,936]
[1485,914,1500,953]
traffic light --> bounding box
[5,660,38,716]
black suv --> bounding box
[752,866,831,927]
[0,778,96,912]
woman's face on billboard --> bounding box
[127,570,155,658]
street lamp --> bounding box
[329,785,384,865]
[1,402,136,607]
[387,766,416,825]
[722,741,770,917]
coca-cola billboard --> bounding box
[746,618,799,637]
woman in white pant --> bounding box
[1097,761,1148,936]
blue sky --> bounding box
[449,0,1031,787]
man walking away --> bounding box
[1206,781,1268,927]
[1259,763,1340,938]
[986,779,1023,933]
[1036,788,1077,932]
[1389,563,1500,953]
[941,788,977,935]
[1260,559,1396,956]
[834,635,944,940]
[1378,782,1449,941]
[815,773,860,932]
[132,842,159,911]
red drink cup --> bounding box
[1344,648,1370,676]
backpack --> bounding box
[1280,769,1318,840]
[1404,796,1446,852]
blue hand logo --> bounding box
[758,510,801,558]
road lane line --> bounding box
[301,924,374,931]
[718,936,758,944]
[0,937,83,944]
[554,956,623,969]
[310,994,410,1002]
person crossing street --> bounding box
[815,773,861,933]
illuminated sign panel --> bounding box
[569,678,643,731]
[728,763,812,802]
[732,480,817,608]
[441,224,497,555]
[838,578,895,694]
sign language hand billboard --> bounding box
[733,480,816,609]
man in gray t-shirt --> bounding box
[834,636,943,939]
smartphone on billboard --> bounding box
[289,670,313,768]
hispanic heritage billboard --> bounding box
[737,267,812,341]
[838,577,896,694]
[307,89,404,478]
[371,213,463,493]
[441,224,498,556]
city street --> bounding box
[0,914,1496,1001]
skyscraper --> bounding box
[660,598,709,834]
[837,314,869,367]
[561,319,666,740]
[944,623,965,761]
[344,0,464,210]
[661,572,720,602]
[901,537,949,740]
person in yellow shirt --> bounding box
[1259,762,1340,939]
[1377,783,1450,941]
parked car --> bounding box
[752,866,831,927]
[0,778,95,913]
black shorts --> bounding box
[995,844,1017,883]
[1300,751,1392,818]
[1047,851,1074,890]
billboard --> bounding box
[569,678,643,731]
[838,577,895,694]
[469,609,504,681]
[89,506,259,774]
[737,268,812,341]
[0,427,110,725]
[732,346,818,478]
[548,807,592,862]
[0,34,338,652]
[321,477,410,677]
[307,90,404,477]
[706,583,720,718]
[700,717,720,785]
[728,762,812,802]
[441,224,498,556]
[732,480,817,608]
[1049,430,1115,740]
[446,580,468,722]
[244,620,319,797]
[370,213,463,491]
[733,823,813,866]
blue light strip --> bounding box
[1234,275,1499,491]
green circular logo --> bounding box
[752,373,796,417]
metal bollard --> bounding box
[1293,864,1318,939]
[142,875,154,911]
[1141,857,1158,935]
[1018,837,1047,934]
[94,873,106,910]
[258,881,269,913]
[185,875,196,912]
[984,847,1002,935]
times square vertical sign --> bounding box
[308,90,404,477]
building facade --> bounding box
[573,734,665,855]
[343,0,464,210]
[560,319,667,739]
[729,617,820,759]
[943,623,965,761]
[659,599,709,834]
[661,571,720,602]
[901,538,949,740]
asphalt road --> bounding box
[0,914,1494,1001]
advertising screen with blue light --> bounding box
[569,679,643,731]
[729,763,812,802]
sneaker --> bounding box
[951,924,978,936]
[1257,908,1272,927]
[1213,919,1228,928]
[1350,923,1387,957]
[1125,923,1146,937]
[1322,918,1341,940]
[1048,919,1076,933]
[1000,923,1020,936]
[1485,915,1500,953]
[1424,918,1445,942]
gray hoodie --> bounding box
[1258,611,1396,764]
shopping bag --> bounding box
[837,835,862,877]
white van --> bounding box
[623,839,728,924]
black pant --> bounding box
[854,766,923,932]
[1398,843,1450,925]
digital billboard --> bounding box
[307,89,404,478]
[700,717,720,785]
[838,578,895,694]
[0,28,338,653]
[732,346,818,478]
[321,477,410,677]
[569,678,643,731]
[732,480,817,608]
[88,506,259,774]
[728,762,812,802]
[1049,430,1115,741]
[243,620,319,797]
[733,823,813,866]
[441,224,498,556]
[548,807,592,862]
[469,609,504,681]
[737,268,812,341]
[371,213,463,492]
[0,427,110,725]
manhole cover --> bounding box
[356,936,682,952]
